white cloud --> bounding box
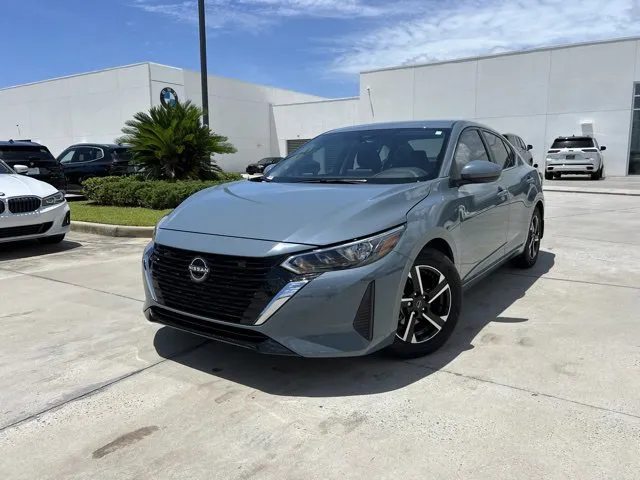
[329,0,640,75]
[132,0,416,30]
[133,0,640,76]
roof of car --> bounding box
[66,143,129,148]
[0,140,46,147]
[554,135,593,140]
[327,120,480,134]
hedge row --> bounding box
[82,174,243,210]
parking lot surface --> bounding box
[1,191,639,480]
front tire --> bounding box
[38,234,65,245]
[387,249,462,358]
[512,208,542,269]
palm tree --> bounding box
[117,100,236,180]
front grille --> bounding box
[0,222,53,239]
[150,244,294,325]
[8,196,41,214]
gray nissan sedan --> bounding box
[143,120,544,358]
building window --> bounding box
[629,83,640,175]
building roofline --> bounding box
[361,35,640,74]
[273,96,359,107]
[0,62,152,92]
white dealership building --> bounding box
[1,36,639,175]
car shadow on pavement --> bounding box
[0,239,82,261]
[154,251,555,397]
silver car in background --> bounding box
[545,135,606,180]
[143,120,544,358]
[503,133,534,166]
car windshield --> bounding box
[0,160,13,174]
[266,127,451,184]
[551,138,594,149]
[257,157,278,165]
[0,145,54,161]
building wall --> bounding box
[272,97,360,154]
[0,64,151,156]
[359,38,640,176]
[182,69,325,171]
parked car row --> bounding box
[0,140,138,193]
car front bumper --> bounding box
[142,236,409,358]
[0,202,70,244]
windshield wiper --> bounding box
[249,176,272,182]
[295,178,368,184]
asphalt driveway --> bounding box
[1,191,639,479]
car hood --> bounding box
[0,174,58,198]
[161,180,434,246]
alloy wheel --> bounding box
[528,214,541,259]
[396,265,452,344]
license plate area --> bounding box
[565,154,575,160]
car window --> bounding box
[551,137,594,149]
[453,129,489,174]
[516,137,525,150]
[73,147,104,163]
[0,145,54,161]
[482,131,515,169]
[0,160,13,174]
[58,150,76,164]
[268,127,451,184]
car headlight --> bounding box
[282,225,405,274]
[153,214,170,241]
[42,191,65,206]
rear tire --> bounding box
[387,249,462,358]
[38,234,65,245]
[591,166,603,180]
[512,208,542,269]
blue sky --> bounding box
[1,0,639,98]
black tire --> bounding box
[38,234,65,245]
[591,166,603,180]
[544,172,553,180]
[387,248,462,358]
[512,208,542,269]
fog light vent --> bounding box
[353,281,375,340]
[62,211,71,226]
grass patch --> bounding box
[69,201,171,227]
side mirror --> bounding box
[527,144,533,151]
[263,163,276,176]
[457,160,502,186]
[13,164,29,174]
[600,146,607,151]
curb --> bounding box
[543,186,640,197]
[70,221,154,238]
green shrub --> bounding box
[82,176,243,210]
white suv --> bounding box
[544,135,606,180]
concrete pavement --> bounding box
[1,192,639,479]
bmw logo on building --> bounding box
[160,87,178,107]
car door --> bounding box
[58,148,81,187]
[449,128,510,281]
[483,131,533,254]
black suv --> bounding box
[57,143,135,192]
[0,140,67,191]
[246,156,284,175]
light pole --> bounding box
[198,0,210,126]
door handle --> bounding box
[497,185,509,200]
